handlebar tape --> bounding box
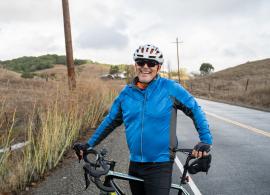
[83,163,115,192]
[94,178,115,192]
[83,161,110,178]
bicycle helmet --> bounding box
[133,44,164,65]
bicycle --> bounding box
[74,146,211,195]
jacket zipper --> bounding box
[141,93,147,161]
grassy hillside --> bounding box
[0,54,88,73]
[189,58,270,110]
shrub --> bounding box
[21,72,34,79]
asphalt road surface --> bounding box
[172,98,270,195]
[30,99,270,195]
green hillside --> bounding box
[0,54,88,73]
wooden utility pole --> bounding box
[62,0,76,90]
[167,61,172,79]
[172,37,183,84]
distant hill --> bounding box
[189,58,270,110]
[203,58,270,80]
[0,54,88,73]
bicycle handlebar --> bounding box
[81,148,116,192]
[80,147,195,192]
[82,148,98,164]
[94,178,116,192]
[174,148,193,154]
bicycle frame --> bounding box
[73,143,211,195]
[95,149,194,195]
[104,170,190,195]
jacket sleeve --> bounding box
[87,93,123,147]
[170,81,213,144]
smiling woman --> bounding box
[82,43,212,195]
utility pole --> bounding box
[172,37,183,84]
[167,61,172,79]
[62,0,76,90]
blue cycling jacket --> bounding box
[88,75,212,162]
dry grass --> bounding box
[0,64,120,192]
[189,58,270,110]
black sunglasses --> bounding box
[135,60,159,67]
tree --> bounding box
[74,59,87,65]
[200,63,214,75]
[109,65,119,74]
[56,55,67,64]
[125,65,135,84]
[21,72,35,79]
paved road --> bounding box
[30,99,270,195]
[172,98,270,195]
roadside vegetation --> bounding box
[0,64,119,193]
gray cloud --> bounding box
[223,48,237,57]
[127,0,266,18]
[1,0,270,71]
[69,0,131,50]
[76,25,129,50]
[0,0,60,23]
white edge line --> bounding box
[0,141,30,153]
[175,156,202,195]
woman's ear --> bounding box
[157,65,162,72]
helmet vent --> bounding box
[133,44,164,65]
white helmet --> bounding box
[133,44,164,65]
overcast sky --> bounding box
[0,0,269,72]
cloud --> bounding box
[72,1,131,50]
[0,0,61,23]
[76,24,129,50]
[1,0,270,71]
[0,22,64,60]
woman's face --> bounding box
[135,60,161,83]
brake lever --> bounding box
[72,145,83,163]
[83,166,91,189]
[74,149,82,163]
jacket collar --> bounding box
[129,75,161,97]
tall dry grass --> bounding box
[189,77,270,109]
[0,77,118,192]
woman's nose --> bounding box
[143,63,149,68]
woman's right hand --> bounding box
[73,143,91,162]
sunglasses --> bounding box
[135,60,159,67]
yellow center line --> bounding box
[205,111,270,138]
